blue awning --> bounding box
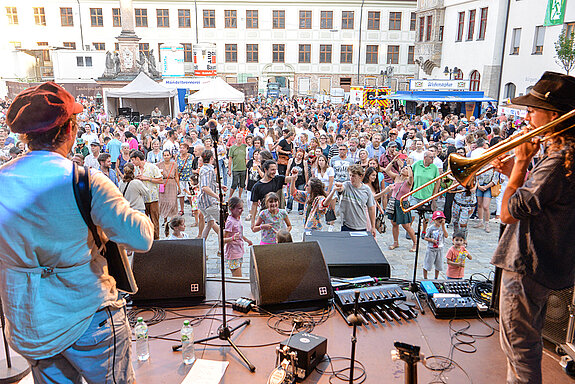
[384,90,497,103]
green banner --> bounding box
[544,0,567,26]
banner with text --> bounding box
[409,79,469,91]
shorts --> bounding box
[26,306,134,384]
[199,204,220,222]
[227,258,242,270]
[476,187,492,198]
[178,180,190,198]
[231,170,247,189]
[423,247,443,272]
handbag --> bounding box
[159,162,175,194]
[374,201,386,234]
[491,183,502,197]
[385,197,396,215]
[72,164,138,294]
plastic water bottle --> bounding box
[181,320,196,365]
[134,317,150,361]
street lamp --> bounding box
[444,66,459,80]
[95,91,102,105]
[380,62,394,88]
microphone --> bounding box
[207,119,218,141]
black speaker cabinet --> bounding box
[250,241,333,308]
[131,239,206,307]
[542,285,574,347]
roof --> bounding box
[188,77,245,104]
[384,90,497,103]
[106,72,177,98]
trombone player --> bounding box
[492,71,575,384]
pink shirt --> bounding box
[224,215,244,260]
[446,246,470,279]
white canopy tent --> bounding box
[104,72,179,117]
[187,77,245,104]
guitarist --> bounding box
[0,82,153,383]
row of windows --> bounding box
[455,8,488,42]
[509,24,554,56]
[5,6,417,31]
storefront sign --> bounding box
[409,79,469,91]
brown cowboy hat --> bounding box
[511,71,575,113]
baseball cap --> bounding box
[432,211,446,220]
[7,82,84,134]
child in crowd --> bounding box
[446,231,473,279]
[224,197,253,277]
[253,192,292,244]
[165,217,189,239]
[423,211,449,279]
[289,171,337,231]
[277,229,293,243]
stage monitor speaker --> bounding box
[131,239,206,307]
[250,241,333,308]
[118,107,132,116]
[542,285,574,347]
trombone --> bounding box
[399,108,575,213]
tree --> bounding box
[555,30,575,75]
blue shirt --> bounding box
[107,139,122,163]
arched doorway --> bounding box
[469,70,481,91]
[504,83,516,99]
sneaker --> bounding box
[485,223,491,233]
[473,222,484,228]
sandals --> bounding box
[388,244,399,250]
[409,245,417,252]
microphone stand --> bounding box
[0,299,30,383]
[347,291,363,384]
[172,126,254,372]
[407,207,429,314]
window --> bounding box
[425,15,433,41]
[566,22,575,38]
[115,43,119,51]
[320,45,332,63]
[439,26,444,41]
[367,11,379,30]
[511,28,521,55]
[6,7,18,25]
[63,42,76,49]
[504,83,516,99]
[246,10,258,29]
[320,11,333,29]
[410,12,416,31]
[340,45,352,63]
[408,46,415,64]
[179,9,191,28]
[273,10,285,29]
[478,7,488,40]
[182,43,192,62]
[203,10,215,28]
[157,9,169,27]
[299,44,311,63]
[113,8,121,27]
[224,10,236,28]
[60,8,73,26]
[77,56,84,67]
[365,45,378,64]
[456,12,464,41]
[453,69,463,80]
[389,12,401,31]
[300,10,312,29]
[470,70,481,91]
[272,44,285,63]
[246,44,258,62]
[533,26,545,54]
[93,42,105,51]
[34,7,46,26]
[37,42,50,61]
[139,43,149,56]
[342,11,354,29]
[225,44,237,62]
[85,56,92,67]
[418,17,424,42]
[340,77,352,92]
[135,9,147,27]
[467,10,476,40]
[387,45,399,64]
[90,8,103,27]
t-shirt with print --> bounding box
[446,246,470,278]
[426,223,445,249]
[245,160,262,191]
[330,156,355,183]
[258,209,288,243]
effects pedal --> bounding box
[428,295,478,319]
[232,297,254,313]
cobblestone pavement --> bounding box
[168,193,501,282]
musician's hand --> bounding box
[514,133,541,162]
[492,156,514,177]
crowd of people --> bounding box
[1,91,517,279]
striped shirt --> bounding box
[198,164,218,210]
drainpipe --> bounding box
[496,0,512,103]
[357,0,365,85]
[76,0,85,50]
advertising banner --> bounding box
[409,79,469,91]
[544,0,566,26]
[193,44,217,76]
[160,45,185,78]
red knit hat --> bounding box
[6,82,84,134]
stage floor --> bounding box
[4,279,573,384]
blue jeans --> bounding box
[287,184,305,212]
[26,306,134,384]
[218,158,228,186]
[341,224,366,232]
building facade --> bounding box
[2,0,418,96]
